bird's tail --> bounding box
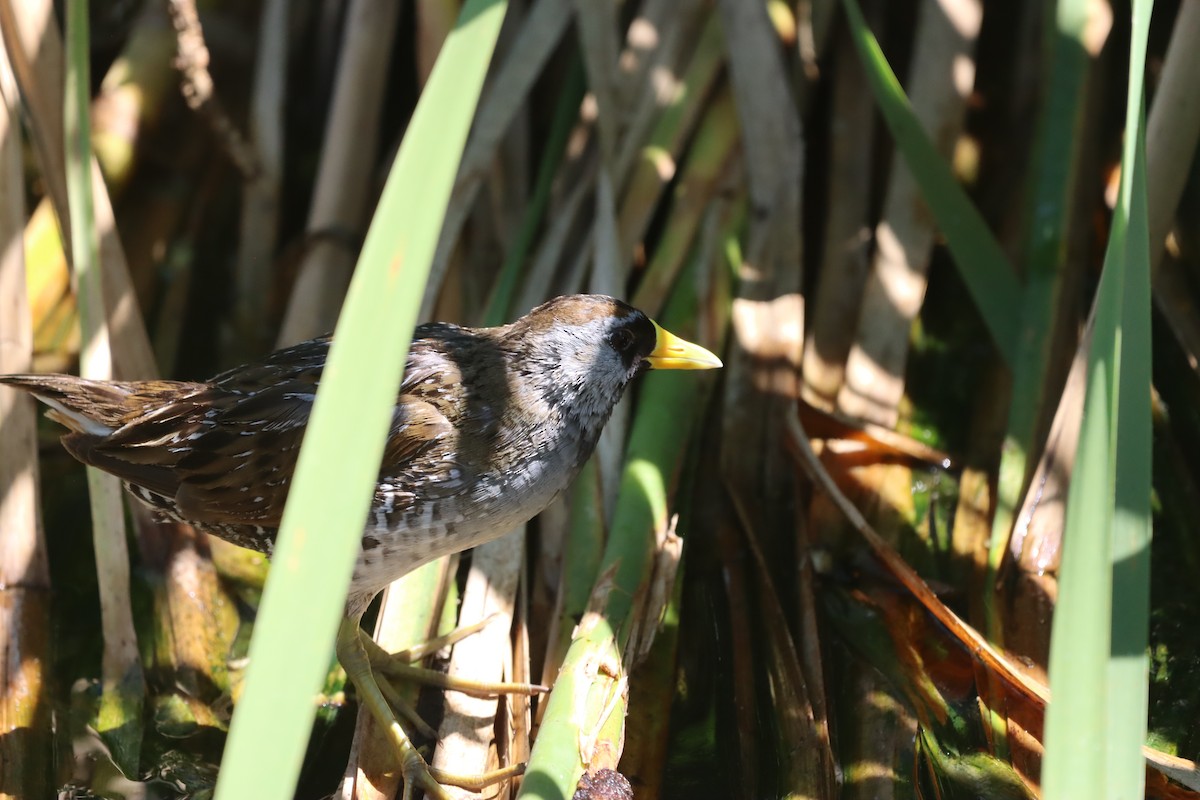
[0,374,140,436]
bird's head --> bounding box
[504,295,722,428]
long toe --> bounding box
[360,628,548,697]
[402,752,456,800]
[430,763,525,792]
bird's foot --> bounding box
[361,619,549,699]
[395,748,524,800]
[373,718,524,800]
[424,763,525,798]
[337,618,532,799]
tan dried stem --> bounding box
[431,533,525,799]
[838,0,981,426]
[0,29,50,800]
[277,0,402,345]
[165,0,259,179]
[1147,0,1200,374]
[421,0,574,319]
[0,0,68,245]
[6,0,237,729]
[235,0,286,355]
[717,0,804,599]
[800,19,876,409]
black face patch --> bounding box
[607,312,658,371]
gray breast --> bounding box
[349,427,589,599]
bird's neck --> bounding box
[505,356,625,463]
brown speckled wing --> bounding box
[104,332,465,530]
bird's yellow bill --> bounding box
[646,321,723,370]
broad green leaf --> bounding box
[213,3,508,798]
[1043,2,1154,798]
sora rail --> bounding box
[0,293,722,799]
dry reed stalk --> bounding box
[716,0,804,583]
[10,0,236,731]
[629,88,740,315]
[90,149,242,705]
[579,0,650,514]
[479,3,533,275]
[513,159,596,323]
[838,664,915,800]
[0,0,74,380]
[166,0,258,178]
[800,18,877,409]
[1147,0,1200,271]
[422,0,573,319]
[1147,0,1200,373]
[715,509,761,797]
[610,0,709,194]
[796,0,837,98]
[838,0,981,426]
[608,0,711,248]
[417,0,462,87]
[431,533,526,799]
[7,4,175,365]
[727,488,837,796]
[68,4,144,765]
[503,563,533,799]
[0,0,67,232]
[590,173,627,521]
[586,0,716,363]
[572,0,622,165]
[506,582,530,800]
[615,12,723,258]
[235,0,287,357]
[1008,315,1091,581]
[88,157,157,380]
[0,32,49,800]
[277,0,403,346]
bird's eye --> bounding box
[609,328,636,353]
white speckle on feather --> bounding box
[133,432,183,448]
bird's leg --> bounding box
[337,617,453,800]
[336,618,525,798]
